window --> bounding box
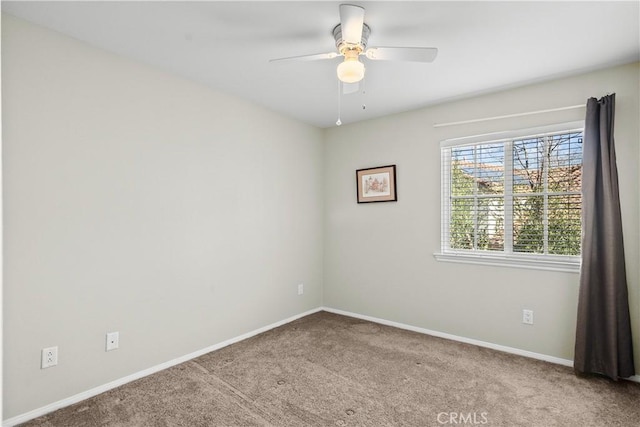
[436,123,583,272]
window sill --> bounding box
[433,251,580,273]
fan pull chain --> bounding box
[361,77,366,110]
[336,80,342,126]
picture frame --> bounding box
[356,165,397,203]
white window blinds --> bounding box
[438,123,583,271]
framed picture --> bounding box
[356,165,397,203]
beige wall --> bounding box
[2,15,324,419]
[323,62,639,368]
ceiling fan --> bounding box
[269,4,438,84]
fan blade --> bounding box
[339,4,365,44]
[269,52,339,63]
[342,82,359,95]
[365,47,438,62]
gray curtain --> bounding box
[574,93,635,380]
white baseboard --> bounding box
[6,305,638,426]
[321,306,640,385]
[3,307,323,427]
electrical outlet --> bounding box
[41,346,58,369]
[106,332,119,351]
[298,283,304,295]
[522,309,534,325]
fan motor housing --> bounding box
[333,23,371,53]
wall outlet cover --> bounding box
[106,331,119,351]
[41,346,58,369]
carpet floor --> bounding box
[20,311,640,426]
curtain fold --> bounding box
[574,93,635,380]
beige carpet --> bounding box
[20,311,640,426]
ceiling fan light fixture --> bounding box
[337,58,365,83]
[337,49,365,83]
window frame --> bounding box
[435,121,584,273]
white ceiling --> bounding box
[3,1,639,128]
